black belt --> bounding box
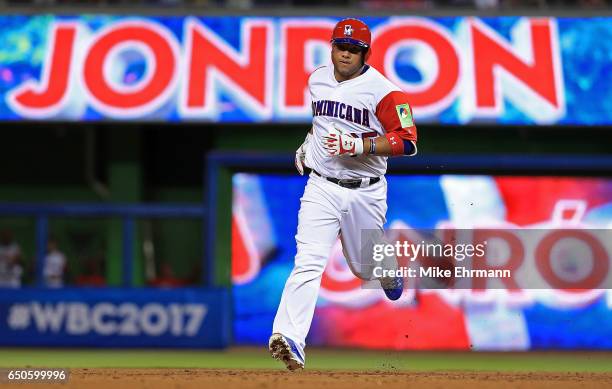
[313,170,380,189]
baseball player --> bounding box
[269,18,418,371]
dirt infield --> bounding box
[23,369,612,389]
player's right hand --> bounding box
[295,132,312,175]
[322,126,364,156]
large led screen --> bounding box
[232,173,612,350]
[0,15,610,125]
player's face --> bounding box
[331,43,364,81]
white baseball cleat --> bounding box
[268,333,305,371]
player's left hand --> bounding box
[322,126,364,156]
[295,132,312,175]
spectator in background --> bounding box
[43,237,67,288]
[0,229,23,288]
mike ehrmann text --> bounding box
[373,266,512,279]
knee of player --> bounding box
[291,260,326,281]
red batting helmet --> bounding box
[331,18,371,61]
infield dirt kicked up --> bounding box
[34,368,612,389]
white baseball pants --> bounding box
[272,172,388,358]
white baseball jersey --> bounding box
[305,64,417,179]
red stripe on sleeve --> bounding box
[375,90,417,142]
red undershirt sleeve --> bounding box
[375,90,418,156]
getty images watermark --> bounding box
[371,239,496,279]
[360,228,612,290]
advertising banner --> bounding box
[232,173,612,350]
[0,15,609,125]
[0,287,230,348]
